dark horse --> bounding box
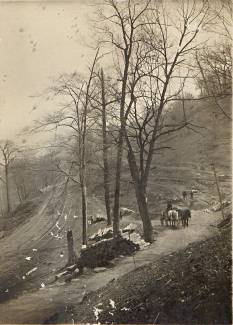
[177,208,191,227]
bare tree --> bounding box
[0,140,18,214]
[37,50,99,246]
[195,42,232,119]
[96,0,153,237]
[85,69,120,227]
[99,69,112,225]
[96,0,209,242]
[194,0,232,119]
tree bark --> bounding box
[81,175,88,246]
[100,69,111,225]
[127,149,153,243]
[67,230,76,265]
[79,49,99,246]
[112,50,131,237]
[113,128,124,237]
[5,164,10,214]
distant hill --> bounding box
[117,97,232,216]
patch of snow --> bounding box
[109,299,116,309]
[89,226,113,241]
[25,256,32,261]
[22,276,26,280]
[66,264,76,271]
[73,215,79,219]
[55,270,69,279]
[55,221,61,230]
[82,245,87,249]
[73,268,80,274]
[5,289,9,293]
[64,215,67,221]
[120,207,135,216]
[93,306,103,321]
[122,223,137,233]
[40,282,45,289]
[122,231,150,249]
[121,307,130,311]
[26,267,38,276]
[32,248,37,252]
[54,234,62,239]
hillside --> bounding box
[0,97,231,323]
[51,223,231,324]
[0,182,107,304]
[99,97,232,218]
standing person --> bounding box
[167,201,172,211]
[190,190,194,200]
[182,191,187,200]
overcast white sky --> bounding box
[0,0,222,145]
[0,1,97,143]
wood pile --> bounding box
[122,223,138,234]
[77,237,139,272]
[122,231,150,249]
[89,226,113,241]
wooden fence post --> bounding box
[211,163,225,220]
[67,230,76,266]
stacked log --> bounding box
[77,237,139,272]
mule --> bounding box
[177,208,191,227]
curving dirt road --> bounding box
[0,206,220,324]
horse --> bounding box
[160,211,167,226]
[160,210,171,226]
[168,209,179,227]
[176,208,191,227]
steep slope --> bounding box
[0,182,107,303]
[66,225,231,324]
[117,98,231,217]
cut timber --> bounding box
[122,223,137,233]
[77,237,139,272]
[55,270,69,280]
[94,267,107,273]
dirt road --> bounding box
[0,209,220,323]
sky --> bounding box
[0,0,96,143]
[0,0,223,145]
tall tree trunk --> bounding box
[112,54,131,237]
[79,49,99,246]
[100,69,111,225]
[80,173,87,246]
[80,134,88,246]
[127,149,153,243]
[5,164,10,214]
[0,188,4,218]
[15,182,23,204]
[135,181,153,243]
[113,128,124,237]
